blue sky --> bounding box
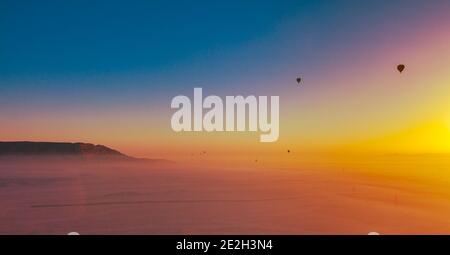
[0,0,446,112]
[1,1,298,77]
[2,0,438,79]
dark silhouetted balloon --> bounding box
[296,77,302,84]
[287,150,290,153]
[397,64,405,73]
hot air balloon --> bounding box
[397,64,405,73]
[287,150,290,153]
[296,77,302,84]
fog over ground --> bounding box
[1,156,450,234]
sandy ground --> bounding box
[1,156,450,234]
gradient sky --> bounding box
[1,0,449,162]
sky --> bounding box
[1,0,450,162]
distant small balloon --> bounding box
[397,64,405,73]
[296,77,302,84]
[287,150,290,153]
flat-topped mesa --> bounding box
[0,141,128,159]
